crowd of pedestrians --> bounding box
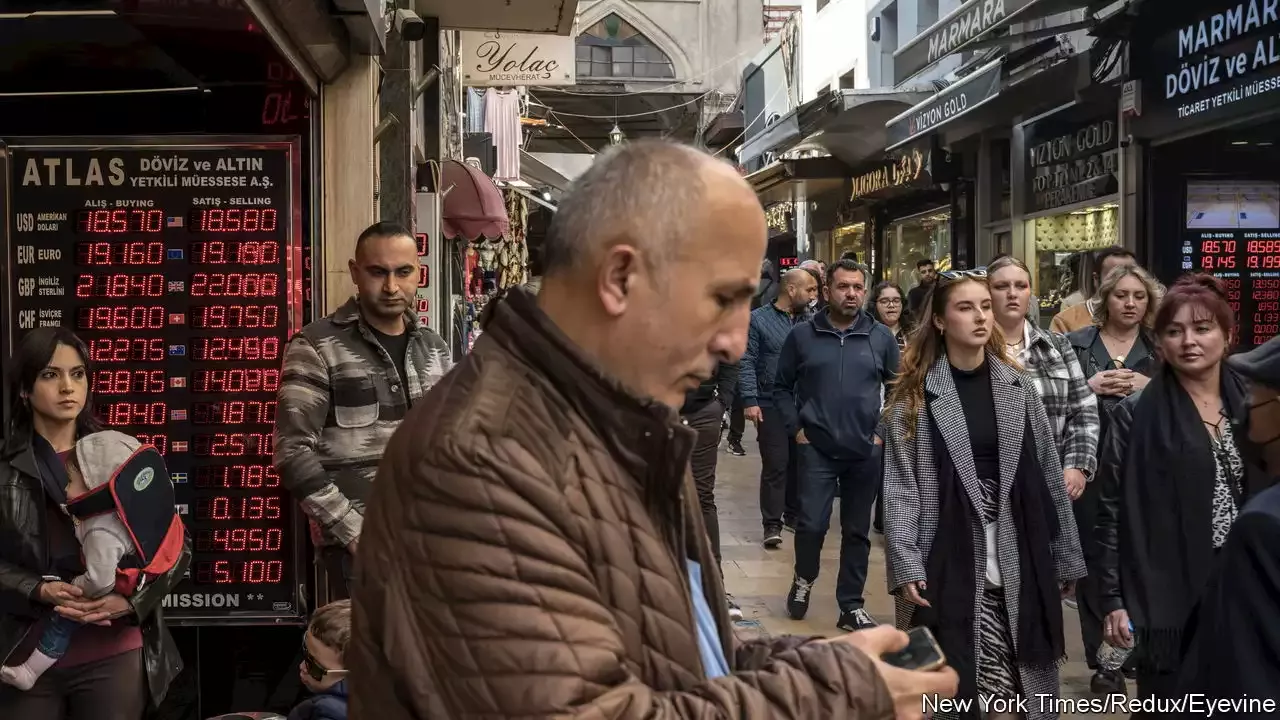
[3,139,1280,719]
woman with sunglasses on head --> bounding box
[1095,274,1277,709]
[987,256,1100,508]
[0,328,188,720]
[884,269,1085,719]
[1061,263,1163,695]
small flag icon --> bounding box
[168,313,185,325]
[171,441,188,453]
[174,504,189,515]
[166,216,184,228]
[168,345,186,356]
[167,249,184,260]
[167,281,185,293]
[171,473,188,484]
[170,409,187,421]
[170,376,187,388]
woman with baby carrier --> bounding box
[0,327,190,719]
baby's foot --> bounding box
[1,664,39,691]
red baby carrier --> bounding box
[64,445,186,596]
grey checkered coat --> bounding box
[274,297,452,547]
[883,354,1087,719]
[1018,323,1100,478]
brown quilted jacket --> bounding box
[349,288,894,718]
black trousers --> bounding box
[685,400,724,569]
[727,393,745,444]
[793,443,883,611]
[758,406,797,531]
[319,545,355,602]
[1073,477,1104,670]
[0,649,146,720]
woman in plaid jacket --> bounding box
[987,256,1101,503]
[883,271,1086,719]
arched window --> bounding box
[576,14,675,79]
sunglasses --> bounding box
[301,639,348,682]
[938,268,988,281]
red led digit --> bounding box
[191,337,280,361]
[75,273,165,298]
[242,560,283,583]
[201,495,281,520]
[189,208,279,234]
[88,338,165,363]
[192,433,274,457]
[204,528,284,552]
[194,560,285,585]
[75,242,165,266]
[190,273,280,297]
[92,370,165,395]
[99,401,167,426]
[194,465,280,488]
[134,433,167,455]
[76,305,166,330]
[191,369,281,394]
[76,210,164,234]
[193,401,277,425]
[190,305,280,329]
[191,241,280,265]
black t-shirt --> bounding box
[370,327,410,388]
[950,360,1000,481]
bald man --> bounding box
[742,267,818,549]
[350,140,956,719]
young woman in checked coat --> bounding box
[882,272,1087,720]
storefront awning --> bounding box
[892,0,1098,85]
[737,89,934,169]
[519,150,571,196]
[885,47,1085,152]
[441,160,510,240]
[745,157,851,206]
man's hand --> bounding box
[1064,468,1087,501]
[347,538,359,555]
[744,406,763,425]
[873,434,884,447]
[56,592,132,626]
[796,429,810,445]
[831,626,960,720]
[37,581,84,607]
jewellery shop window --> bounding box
[885,209,951,290]
[460,191,533,351]
[832,222,869,266]
[1026,202,1118,327]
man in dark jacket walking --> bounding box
[741,268,818,549]
[681,361,741,618]
[775,259,900,633]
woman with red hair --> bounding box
[1094,274,1278,707]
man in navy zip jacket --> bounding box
[774,259,899,633]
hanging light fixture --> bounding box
[608,123,625,146]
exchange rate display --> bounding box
[3,141,305,621]
[1183,180,1280,349]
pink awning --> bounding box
[440,160,509,240]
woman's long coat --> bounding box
[882,354,1087,720]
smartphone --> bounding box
[880,626,947,671]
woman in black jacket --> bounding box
[1094,275,1277,707]
[0,328,189,719]
[1064,263,1161,695]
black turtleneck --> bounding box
[950,359,1000,481]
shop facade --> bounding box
[1123,0,1280,348]
[1014,99,1122,325]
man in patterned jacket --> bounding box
[274,221,452,601]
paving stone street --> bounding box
[715,426,1127,719]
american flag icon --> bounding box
[171,441,189,453]
[168,344,186,356]
[170,376,187,388]
[170,409,187,421]
[166,216,184,228]
[171,473,188,484]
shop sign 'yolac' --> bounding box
[850,148,926,201]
